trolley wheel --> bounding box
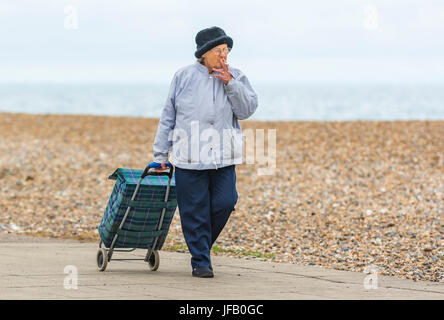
[147,250,160,271]
[97,248,108,271]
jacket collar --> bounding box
[195,61,210,74]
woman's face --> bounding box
[202,44,230,72]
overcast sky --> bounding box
[1,0,443,84]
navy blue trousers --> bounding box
[175,165,238,269]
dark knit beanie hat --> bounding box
[194,26,233,59]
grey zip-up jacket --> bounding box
[153,61,258,170]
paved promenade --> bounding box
[0,234,442,299]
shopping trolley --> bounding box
[96,162,176,271]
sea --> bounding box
[0,83,443,121]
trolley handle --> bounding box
[141,162,173,179]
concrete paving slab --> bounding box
[0,234,442,300]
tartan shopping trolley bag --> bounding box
[96,162,176,271]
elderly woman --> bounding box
[152,26,258,278]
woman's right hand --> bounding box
[154,162,169,172]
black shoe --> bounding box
[192,267,214,278]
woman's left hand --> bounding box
[213,58,233,85]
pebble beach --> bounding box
[0,112,442,282]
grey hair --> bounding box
[197,56,205,64]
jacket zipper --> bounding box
[211,76,217,169]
